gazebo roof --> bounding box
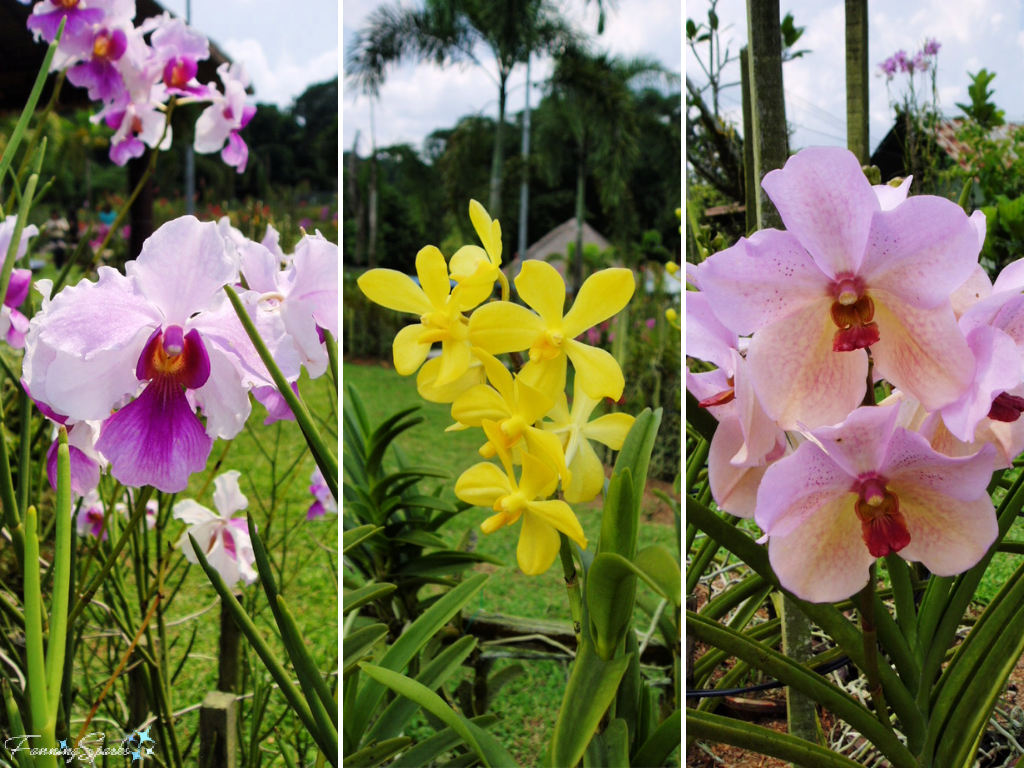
[0,0,236,112]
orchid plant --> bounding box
[687,145,1024,767]
[0,20,340,765]
[347,201,682,766]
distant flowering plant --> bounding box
[25,0,255,172]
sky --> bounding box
[341,0,683,156]
[156,0,339,109]
[685,0,1024,154]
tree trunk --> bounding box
[368,102,379,269]
[517,57,532,261]
[489,73,508,219]
[746,0,819,751]
[347,132,366,265]
[573,155,586,296]
[845,0,870,164]
[740,46,756,234]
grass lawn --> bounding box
[343,360,680,767]
[68,369,338,762]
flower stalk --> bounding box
[558,532,584,648]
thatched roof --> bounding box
[0,0,237,112]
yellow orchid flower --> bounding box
[416,355,486,404]
[468,260,635,401]
[449,200,510,303]
[455,420,587,575]
[450,349,570,484]
[357,245,483,387]
[543,380,636,503]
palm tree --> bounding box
[346,0,576,221]
[542,45,676,293]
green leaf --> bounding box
[390,715,499,768]
[632,709,680,768]
[344,525,382,553]
[359,664,519,768]
[608,408,662,552]
[395,551,504,576]
[687,611,916,768]
[352,573,488,737]
[342,737,411,768]
[344,584,398,615]
[389,530,449,549]
[343,625,388,676]
[548,641,632,768]
[366,635,478,744]
[688,709,862,767]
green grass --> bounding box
[344,361,678,767]
[70,370,338,763]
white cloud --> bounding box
[223,38,339,108]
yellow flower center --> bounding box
[529,328,565,362]
[501,415,528,446]
[496,492,527,514]
[93,34,110,58]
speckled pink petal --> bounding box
[696,228,831,336]
[805,404,900,478]
[895,482,997,576]
[870,292,975,412]
[761,146,879,278]
[686,291,738,371]
[754,440,852,539]
[872,176,912,211]
[859,196,981,310]
[767,492,873,603]
[940,325,1021,442]
[881,428,996,502]
[951,265,992,319]
[708,418,773,518]
[745,300,868,430]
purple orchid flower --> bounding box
[194,62,256,173]
[146,14,210,96]
[306,467,336,520]
[22,216,301,493]
[45,420,106,497]
[66,26,129,103]
[76,490,108,539]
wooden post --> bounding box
[199,691,237,767]
[739,46,757,234]
[845,0,870,163]
[746,0,819,749]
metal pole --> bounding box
[184,0,195,216]
[517,56,531,260]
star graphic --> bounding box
[125,732,137,744]
[137,727,154,745]
[132,750,142,761]
[58,740,67,749]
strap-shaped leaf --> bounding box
[352,573,488,737]
[688,611,916,768]
[632,709,680,768]
[390,715,499,768]
[395,552,504,577]
[342,737,411,768]
[688,709,860,768]
[548,640,632,768]
[344,525,382,554]
[365,635,478,744]
[343,625,388,676]
[359,664,519,768]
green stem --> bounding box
[558,533,583,648]
[223,285,338,499]
[323,329,339,390]
[23,506,58,767]
[857,565,893,735]
[44,428,71,719]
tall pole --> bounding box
[517,56,531,261]
[184,0,195,215]
[739,46,756,235]
[746,0,818,750]
[845,0,870,164]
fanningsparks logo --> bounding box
[5,727,156,763]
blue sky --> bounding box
[157,0,339,108]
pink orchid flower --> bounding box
[22,216,300,493]
[76,490,108,539]
[686,292,787,515]
[696,147,980,430]
[306,467,337,520]
[173,470,257,586]
[45,420,106,497]
[756,404,997,603]
[194,62,256,173]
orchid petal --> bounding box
[761,146,879,277]
[564,339,625,401]
[358,269,432,315]
[755,440,852,537]
[941,326,1021,442]
[562,268,635,338]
